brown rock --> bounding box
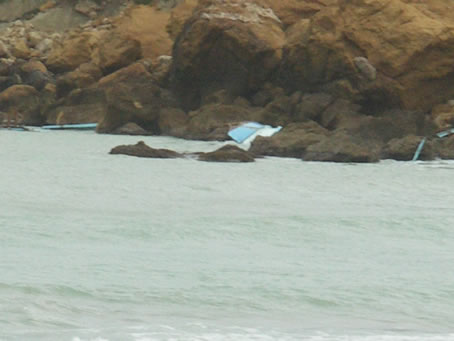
[433,135,454,159]
[46,31,101,73]
[303,132,379,163]
[158,107,188,137]
[0,85,43,125]
[280,0,454,111]
[184,103,261,141]
[381,135,434,161]
[198,145,255,162]
[167,0,198,40]
[113,5,173,60]
[56,63,102,98]
[10,39,32,59]
[92,33,142,75]
[250,121,328,158]
[97,63,178,134]
[110,141,182,158]
[171,0,286,110]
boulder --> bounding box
[0,85,43,125]
[45,87,106,124]
[158,107,188,137]
[171,0,286,110]
[184,103,261,141]
[279,0,454,111]
[381,135,435,161]
[198,145,255,162]
[250,121,328,158]
[92,33,142,75]
[433,135,454,160]
[303,132,379,163]
[56,62,102,98]
[97,63,178,133]
[46,31,101,73]
[110,141,182,158]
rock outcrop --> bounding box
[198,145,255,162]
[170,0,286,110]
[110,141,182,158]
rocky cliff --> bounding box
[1,0,454,162]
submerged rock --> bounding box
[110,141,182,158]
[198,145,255,163]
[112,122,149,136]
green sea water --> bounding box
[1,130,454,341]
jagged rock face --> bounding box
[280,0,454,111]
[96,62,179,133]
[171,0,286,110]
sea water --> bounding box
[1,130,454,341]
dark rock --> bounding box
[112,122,150,136]
[158,107,188,138]
[110,141,182,158]
[433,135,454,159]
[45,87,106,124]
[170,1,285,110]
[97,63,178,134]
[303,132,379,163]
[381,135,435,161]
[250,121,328,158]
[198,145,255,163]
[293,93,333,122]
[183,103,261,141]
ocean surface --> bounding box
[1,130,454,341]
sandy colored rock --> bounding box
[46,31,101,73]
[113,5,173,60]
[279,0,454,111]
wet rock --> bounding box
[184,103,261,141]
[198,145,255,163]
[110,141,182,158]
[250,121,328,158]
[303,132,379,163]
[381,135,435,161]
[433,135,454,160]
[112,122,149,136]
